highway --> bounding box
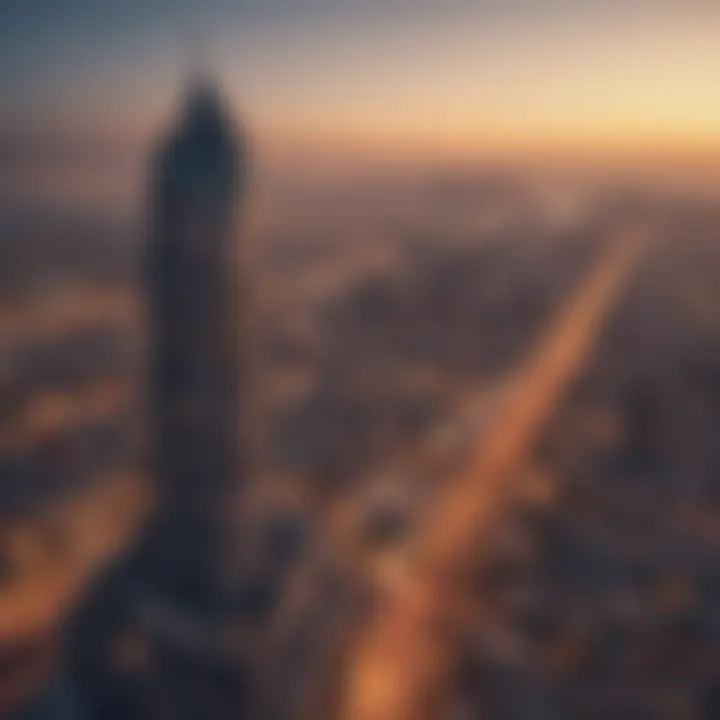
[340,225,649,720]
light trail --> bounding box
[341,225,649,720]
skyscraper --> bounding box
[146,78,249,614]
[69,80,256,720]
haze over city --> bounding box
[2,2,720,720]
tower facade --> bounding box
[147,80,248,613]
[67,81,256,720]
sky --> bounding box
[2,0,720,160]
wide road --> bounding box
[341,224,649,720]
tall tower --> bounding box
[147,78,248,614]
[68,82,256,720]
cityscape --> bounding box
[3,2,720,719]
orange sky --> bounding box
[245,18,720,158]
[4,3,720,166]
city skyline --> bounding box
[4,7,720,717]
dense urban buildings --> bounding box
[2,84,720,720]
